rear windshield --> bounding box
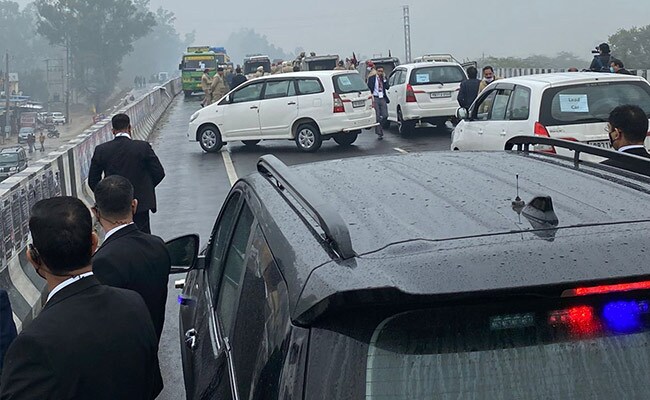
[540,81,650,126]
[307,60,337,71]
[333,73,369,94]
[308,293,650,399]
[409,66,466,85]
[369,299,650,399]
[0,153,18,164]
[244,61,271,75]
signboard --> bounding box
[187,46,211,53]
[559,94,589,113]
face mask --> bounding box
[610,67,616,73]
[484,76,494,83]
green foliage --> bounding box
[478,52,589,69]
[609,26,650,69]
[35,0,155,110]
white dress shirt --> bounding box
[373,76,384,98]
[103,222,134,242]
[115,132,131,139]
[618,144,646,153]
[47,272,94,303]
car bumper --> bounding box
[402,104,458,120]
[188,120,200,142]
[321,113,377,135]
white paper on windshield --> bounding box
[416,74,429,84]
[339,76,352,86]
[559,94,589,113]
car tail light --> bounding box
[563,280,650,297]
[406,84,417,103]
[534,122,555,154]
[333,93,345,113]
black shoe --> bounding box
[378,135,383,141]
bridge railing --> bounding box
[492,67,650,80]
[0,78,181,331]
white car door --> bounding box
[220,81,265,139]
[388,69,406,122]
[258,79,298,138]
[503,85,533,140]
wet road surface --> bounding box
[149,94,453,399]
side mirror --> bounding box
[456,107,469,120]
[178,63,182,70]
[166,234,200,274]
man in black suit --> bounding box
[0,197,159,400]
[457,66,481,110]
[88,113,165,234]
[0,289,17,374]
[92,175,171,341]
[367,66,390,140]
[602,104,650,172]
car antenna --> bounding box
[511,174,526,213]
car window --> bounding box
[473,90,498,121]
[506,86,531,120]
[388,71,398,87]
[365,297,650,399]
[207,192,242,291]
[216,203,255,337]
[264,79,295,99]
[409,66,466,85]
[333,73,369,94]
[296,78,323,95]
[489,89,512,121]
[231,82,264,103]
[397,70,407,85]
[231,224,289,398]
[540,81,650,126]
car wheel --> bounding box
[333,132,359,146]
[295,123,322,152]
[198,125,223,153]
[397,109,414,135]
[242,140,260,146]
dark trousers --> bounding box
[133,211,151,234]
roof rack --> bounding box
[257,155,355,260]
[505,135,650,178]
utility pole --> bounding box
[403,5,412,64]
[65,36,71,125]
[4,51,9,143]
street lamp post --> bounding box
[4,50,10,143]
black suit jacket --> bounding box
[602,146,650,173]
[88,136,165,213]
[0,277,160,400]
[367,75,390,103]
[0,290,17,374]
[92,224,171,340]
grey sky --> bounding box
[17,0,650,63]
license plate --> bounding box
[430,92,451,98]
[352,100,365,108]
[587,140,611,149]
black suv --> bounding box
[0,146,27,180]
[169,138,650,400]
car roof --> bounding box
[0,146,24,153]
[246,151,650,324]
[495,72,646,89]
[247,70,360,82]
[398,61,462,69]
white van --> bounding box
[386,62,468,134]
[451,73,650,156]
[188,71,377,152]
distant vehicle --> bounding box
[300,55,339,71]
[157,72,169,82]
[18,127,34,144]
[243,55,272,77]
[386,61,469,134]
[188,71,377,153]
[20,112,38,128]
[0,146,27,179]
[179,46,220,96]
[452,72,650,159]
[358,56,401,80]
[51,112,66,125]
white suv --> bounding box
[451,73,650,155]
[188,71,377,152]
[51,112,66,125]
[386,61,469,134]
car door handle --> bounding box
[250,106,258,109]
[500,130,507,136]
[478,129,484,135]
[287,102,296,105]
[185,329,197,350]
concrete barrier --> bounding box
[0,78,181,331]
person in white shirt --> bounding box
[367,66,390,140]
